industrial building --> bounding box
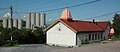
[1,12,46,29]
[1,12,23,29]
[26,12,46,29]
[2,17,23,29]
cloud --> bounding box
[3,12,11,18]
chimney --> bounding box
[93,19,95,23]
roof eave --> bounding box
[43,19,77,33]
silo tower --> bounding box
[3,18,8,28]
[8,18,13,28]
[26,13,31,29]
[13,19,18,28]
[18,19,23,29]
[40,12,46,27]
[36,13,40,27]
[31,13,36,29]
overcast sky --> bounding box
[0,0,120,23]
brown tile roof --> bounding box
[44,19,110,33]
[60,19,110,32]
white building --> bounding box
[44,8,111,47]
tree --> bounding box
[0,28,11,40]
[33,27,46,44]
[0,26,46,45]
[0,26,3,32]
[113,14,120,37]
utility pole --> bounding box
[10,6,13,41]
[10,6,13,18]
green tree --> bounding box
[0,26,3,32]
[0,28,11,40]
[33,27,46,43]
[113,14,120,37]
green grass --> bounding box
[90,40,101,43]
[111,38,120,41]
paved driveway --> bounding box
[0,41,120,52]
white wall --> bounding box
[47,22,76,46]
[77,32,102,45]
[77,33,88,41]
[102,25,110,40]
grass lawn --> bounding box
[111,38,120,41]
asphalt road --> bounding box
[0,41,120,52]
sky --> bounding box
[0,0,120,24]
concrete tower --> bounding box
[8,18,13,28]
[26,13,31,29]
[36,13,40,27]
[3,18,8,28]
[13,19,18,28]
[18,19,23,29]
[40,12,46,27]
[31,13,36,29]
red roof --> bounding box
[44,8,110,33]
[60,19,110,32]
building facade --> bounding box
[44,8,111,47]
[26,13,46,29]
[2,18,23,29]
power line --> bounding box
[12,0,100,14]
[41,0,101,12]
[82,10,120,20]
[68,0,100,8]
[0,7,9,10]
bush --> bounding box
[81,39,89,44]
[90,40,101,43]
[1,43,12,47]
[0,27,46,45]
[0,41,5,46]
[1,40,18,47]
[111,38,120,41]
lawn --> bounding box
[111,38,120,41]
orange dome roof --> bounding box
[110,28,115,34]
[60,7,72,20]
[109,28,115,36]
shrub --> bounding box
[81,39,89,44]
[1,40,18,47]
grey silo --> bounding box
[3,18,8,28]
[18,19,23,29]
[13,19,18,28]
[8,18,13,28]
[36,13,40,27]
[26,13,31,29]
[40,12,46,27]
[31,13,36,29]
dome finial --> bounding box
[60,7,72,20]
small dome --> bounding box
[60,7,72,20]
[110,28,115,34]
[109,28,115,36]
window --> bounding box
[89,34,91,40]
[95,34,97,40]
[101,33,103,39]
[92,34,94,40]
[98,33,99,39]
[58,28,61,31]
